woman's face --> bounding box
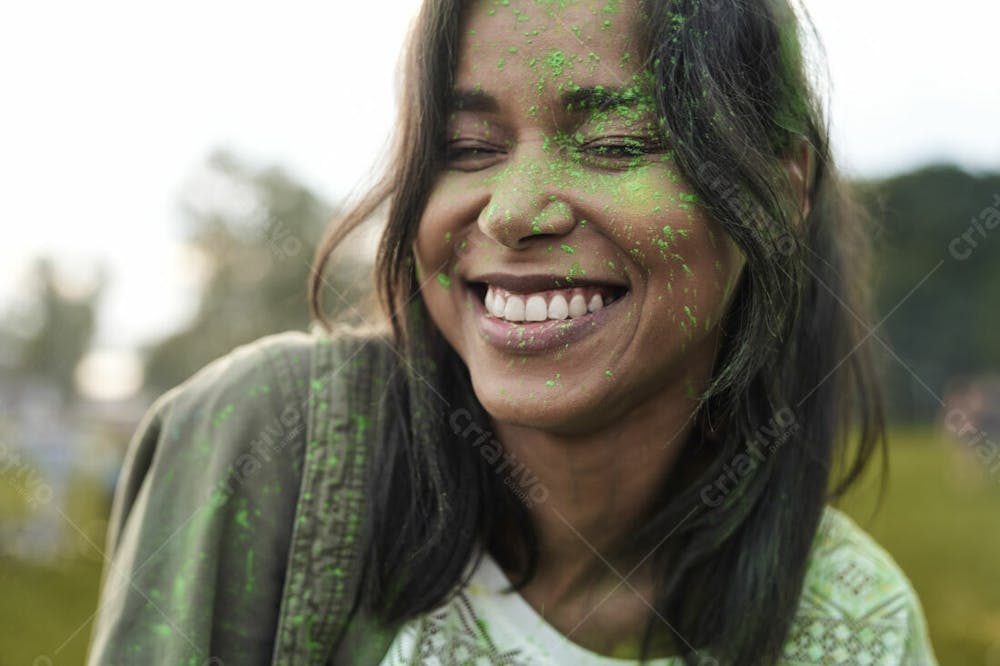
[415,0,745,434]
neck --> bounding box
[492,375,703,600]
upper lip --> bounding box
[466,271,629,294]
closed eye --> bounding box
[444,139,506,171]
[577,136,662,167]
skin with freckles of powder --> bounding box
[415,0,745,433]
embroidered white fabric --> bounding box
[379,507,938,665]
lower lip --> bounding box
[469,286,626,353]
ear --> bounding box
[781,139,814,223]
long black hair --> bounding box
[308,0,885,663]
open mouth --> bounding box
[467,281,628,324]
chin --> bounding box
[467,367,621,435]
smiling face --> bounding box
[414,0,745,434]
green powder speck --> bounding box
[436,273,452,288]
[560,244,575,254]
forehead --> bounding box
[456,0,644,96]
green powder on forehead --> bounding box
[544,49,569,77]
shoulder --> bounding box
[781,506,937,665]
[156,324,394,438]
[90,325,394,664]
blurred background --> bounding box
[1,0,998,664]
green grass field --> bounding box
[838,426,1000,664]
[1,427,997,665]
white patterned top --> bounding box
[379,507,937,665]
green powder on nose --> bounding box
[436,273,452,288]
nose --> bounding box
[477,156,576,249]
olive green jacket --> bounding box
[88,328,400,665]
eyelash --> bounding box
[443,135,660,171]
[444,140,506,171]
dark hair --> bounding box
[308,0,885,664]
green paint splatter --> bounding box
[684,305,697,326]
[212,404,235,428]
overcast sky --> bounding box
[2,0,998,356]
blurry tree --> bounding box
[859,165,1000,421]
[3,257,105,405]
[142,149,375,393]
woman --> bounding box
[89,0,937,664]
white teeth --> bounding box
[548,294,569,320]
[525,295,548,322]
[484,284,618,322]
[503,295,526,322]
[491,291,506,317]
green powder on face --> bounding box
[544,50,568,77]
[560,244,575,254]
[684,305,697,326]
[436,273,452,288]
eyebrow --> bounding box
[561,85,650,112]
[447,85,651,114]
[449,89,500,113]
